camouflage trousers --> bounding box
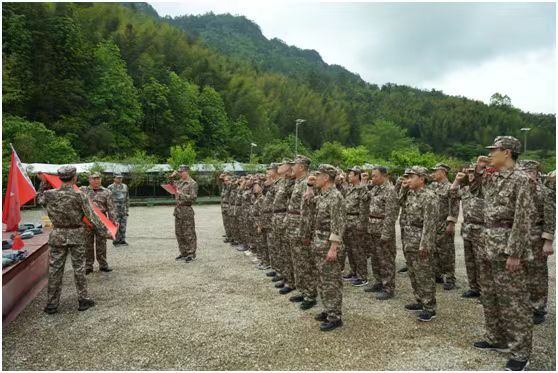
[478,258,532,361]
[257,227,271,265]
[271,213,295,286]
[114,212,128,243]
[403,243,436,312]
[342,225,368,281]
[463,239,481,292]
[526,238,548,314]
[230,210,240,243]
[287,224,318,301]
[433,226,456,284]
[367,232,396,294]
[265,228,275,268]
[221,206,231,240]
[313,231,344,321]
[174,206,197,257]
[85,229,108,270]
[47,243,89,307]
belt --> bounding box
[347,212,360,216]
[369,215,385,219]
[273,209,287,213]
[288,211,302,215]
[464,219,483,225]
[486,221,514,229]
[178,203,192,207]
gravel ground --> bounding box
[2,205,555,370]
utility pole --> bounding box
[250,143,257,163]
[295,119,306,156]
[520,128,531,154]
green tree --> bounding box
[342,146,369,168]
[361,120,415,159]
[197,86,230,158]
[313,141,345,166]
[167,143,197,169]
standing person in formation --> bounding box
[395,173,409,274]
[400,166,438,322]
[429,163,459,290]
[305,164,346,331]
[38,166,110,314]
[362,165,399,300]
[108,174,130,246]
[519,160,555,325]
[168,165,198,263]
[456,136,536,371]
[450,164,483,299]
[341,166,369,287]
[229,178,241,247]
[219,173,232,243]
[80,172,116,274]
[262,164,279,276]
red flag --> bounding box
[12,232,25,250]
[40,173,117,239]
[161,183,177,195]
[2,147,37,232]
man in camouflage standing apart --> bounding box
[305,164,346,331]
[429,163,459,290]
[108,174,130,246]
[455,136,536,371]
[400,166,438,322]
[38,166,110,314]
[519,160,555,325]
[169,165,198,262]
[80,172,116,274]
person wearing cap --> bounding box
[429,163,459,290]
[107,174,130,246]
[284,156,318,309]
[168,164,198,262]
[304,164,346,331]
[228,177,242,246]
[361,165,399,300]
[80,172,116,274]
[37,166,111,314]
[238,176,254,254]
[249,178,265,264]
[455,136,536,371]
[219,174,233,243]
[261,164,280,275]
[340,166,369,288]
[399,166,438,322]
[519,160,554,325]
[270,158,296,293]
[449,164,483,299]
[395,170,411,274]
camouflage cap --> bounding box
[57,165,76,178]
[347,166,362,174]
[431,163,450,173]
[267,162,279,170]
[315,164,338,179]
[114,173,123,178]
[406,166,430,178]
[89,172,102,178]
[280,158,294,165]
[518,159,540,171]
[486,136,521,154]
[178,164,190,172]
[293,155,311,167]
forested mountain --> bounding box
[2,2,555,173]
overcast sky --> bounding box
[151,1,556,114]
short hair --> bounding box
[372,166,388,175]
[59,174,74,182]
[511,152,519,161]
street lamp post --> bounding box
[520,128,531,154]
[250,143,257,164]
[295,119,306,156]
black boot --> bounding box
[320,319,343,331]
[78,299,96,311]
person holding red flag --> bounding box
[38,166,111,314]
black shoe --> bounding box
[184,255,196,263]
[505,359,529,371]
[266,271,277,277]
[417,310,436,322]
[85,269,93,275]
[176,255,186,261]
[443,282,455,290]
[397,267,408,273]
[289,295,304,302]
[300,300,317,310]
[224,238,231,243]
[274,281,285,289]
[320,319,343,331]
[314,312,328,322]
[435,276,444,284]
[78,299,96,311]
[271,275,283,282]
[120,241,129,246]
[405,303,423,311]
[112,241,121,246]
[342,273,357,282]
[43,305,58,314]
[279,286,294,295]
[364,283,383,292]
[533,311,546,325]
[375,291,394,300]
[462,289,481,298]
[99,267,113,272]
[351,279,369,287]
[473,341,510,353]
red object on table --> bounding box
[11,233,24,250]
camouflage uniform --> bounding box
[107,180,129,243]
[229,183,241,245]
[307,165,346,322]
[220,182,232,241]
[38,167,110,309]
[80,183,115,271]
[362,180,399,294]
[252,188,266,261]
[261,179,278,267]
[400,167,437,312]
[342,183,368,281]
[473,136,537,362]
[172,176,198,257]
[271,175,295,286]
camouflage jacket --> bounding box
[429,180,459,228]
[530,180,556,244]
[472,165,536,260]
[363,181,399,240]
[307,186,346,243]
[450,185,484,241]
[542,184,556,241]
[401,187,437,252]
[107,183,130,213]
[172,177,198,208]
[285,175,310,234]
[38,183,110,244]
[221,183,231,206]
[80,185,116,222]
[343,184,368,230]
[261,181,277,228]
[272,177,295,213]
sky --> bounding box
[151,1,556,114]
